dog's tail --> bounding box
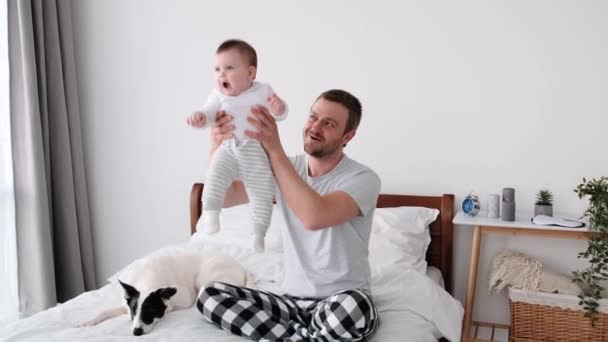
[245,272,256,289]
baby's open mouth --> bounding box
[222,81,231,90]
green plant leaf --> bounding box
[572,176,608,322]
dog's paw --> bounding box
[77,315,107,327]
[77,319,98,327]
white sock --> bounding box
[195,216,205,233]
[201,210,220,234]
[253,224,267,253]
[253,234,265,253]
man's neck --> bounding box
[307,152,345,178]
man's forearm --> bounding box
[269,151,356,230]
[270,153,323,226]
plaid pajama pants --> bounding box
[197,282,379,341]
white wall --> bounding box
[71,0,608,324]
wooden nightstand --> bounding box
[454,210,590,342]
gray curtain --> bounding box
[8,0,96,315]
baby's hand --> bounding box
[268,94,286,117]
[186,111,207,128]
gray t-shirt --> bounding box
[276,154,381,298]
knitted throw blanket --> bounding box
[489,250,542,294]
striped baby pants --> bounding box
[197,282,379,341]
[202,139,274,235]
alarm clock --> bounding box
[462,193,480,216]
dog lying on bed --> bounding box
[79,253,254,336]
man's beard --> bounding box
[304,137,343,158]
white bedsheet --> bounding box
[1,229,463,342]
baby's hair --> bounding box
[217,39,257,68]
[317,89,362,134]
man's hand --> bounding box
[268,94,286,117]
[209,111,234,157]
[245,105,283,156]
[186,111,207,128]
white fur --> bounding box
[79,253,254,335]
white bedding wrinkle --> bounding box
[1,209,463,342]
[370,265,463,341]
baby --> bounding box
[187,39,287,252]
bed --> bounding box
[0,183,463,342]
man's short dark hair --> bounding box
[317,89,362,133]
[216,39,257,68]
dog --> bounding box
[79,253,254,335]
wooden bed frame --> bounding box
[190,183,455,294]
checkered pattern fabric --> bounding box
[197,282,379,341]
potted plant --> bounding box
[572,176,608,323]
[534,189,554,216]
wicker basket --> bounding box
[509,287,608,342]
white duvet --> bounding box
[1,211,463,342]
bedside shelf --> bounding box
[454,210,592,342]
[454,211,589,233]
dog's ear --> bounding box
[156,287,177,300]
[118,280,139,299]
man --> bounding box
[197,89,381,341]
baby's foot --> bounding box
[201,210,220,234]
[253,234,265,253]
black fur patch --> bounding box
[119,280,140,320]
[139,287,177,324]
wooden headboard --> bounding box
[189,183,455,294]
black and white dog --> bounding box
[79,253,254,335]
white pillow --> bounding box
[211,204,284,253]
[368,206,440,273]
[109,205,438,282]
[108,205,285,282]
[213,204,438,271]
